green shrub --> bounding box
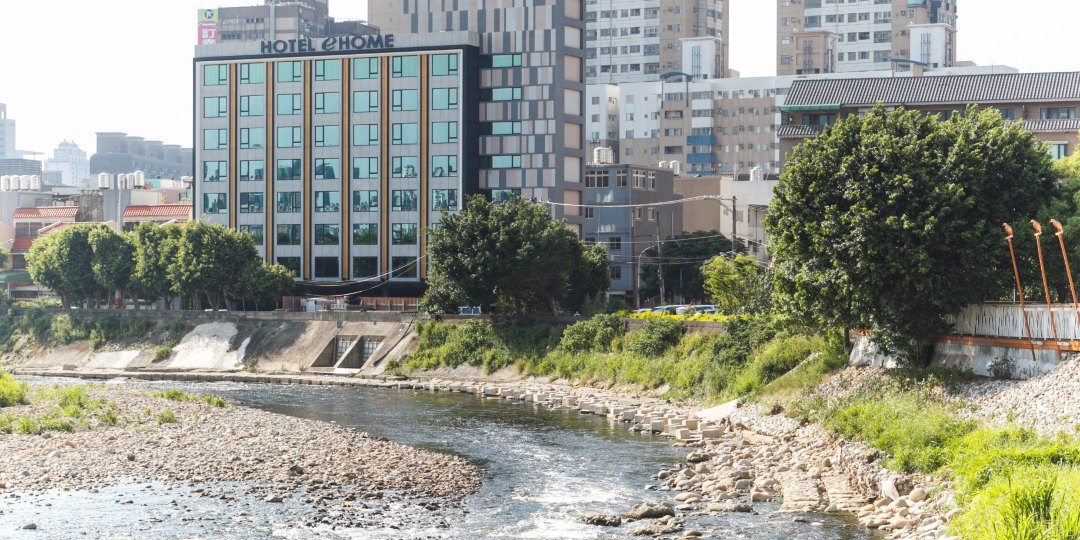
[951,466,1080,540]
[0,370,29,407]
[559,313,624,353]
[156,408,178,424]
[154,389,190,402]
[49,313,88,345]
[625,319,686,357]
[153,345,172,362]
[731,335,823,395]
[88,328,104,350]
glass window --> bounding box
[277,94,302,115]
[1041,107,1077,120]
[239,192,263,213]
[392,89,419,111]
[482,54,522,68]
[352,57,379,79]
[277,126,302,148]
[203,64,228,85]
[1050,142,1070,160]
[391,55,419,77]
[240,95,264,116]
[484,155,522,169]
[240,160,264,181]
[431,155,458,177]
[239,63,264,84]
[391,156,418,178]
[353,256,378,278]
[482,87,523,101]
[998,108,1016,120]
[352,223,378,245]
[391,190,418,211]
[353,91,379,113]
[354,124,379,146]
[483,121,522,135]
[353,190,379,212]
[277,61,302,83]
[239,224,263,244]
[203,96,228,117]
[491,189,519,202]
[352,157,378,179]
[203,161,227,182]
[314,59,340,81]
[315,224,340,244]
[432,122,458,144]
[276,192,302,213]
[430,54,459,76]
[314,125,340,147]
[315,92,340,114]
[432,189,458,211]
[392,123,418,145]
[314,191,341,212]
[392,256,418,278]
[392,223,418,245]
[431,88,458,110]
[277,257,301,275]
[203,193,227,214]
[277,224,301,245]
[240,127,265,149]
[315,158,339,180]
[203,129,227,150]
[314,257,339,278]
[277,159,302,180]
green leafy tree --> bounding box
[0,247,8,269]
[639,231,735,304]
[88,226,134,308]
[701,254,771,314]
[26,224,100,307]
[234,262,295,310]
[425,195,610,314]
[766,105,1057,364]
[130,222,181,309]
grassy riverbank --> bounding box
[0,308,189,355]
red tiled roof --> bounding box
[37,221,96,235]
[12,207,79,219]
[123,204,192,219]
[11,238,34,251]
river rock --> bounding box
[22,523,37,530]
[582,512,622,527]
[623,501,675,520]
[909,487,927,502]
[629,515,682,536]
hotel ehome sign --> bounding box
[260,35,396,54]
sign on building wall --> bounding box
[197,9,219,45]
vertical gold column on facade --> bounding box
[265,62,275,264]
[341,58,351,280]
[229,63,239,230]
[380,55,391,279]
[303,60,313,281]
[419,54,429,280]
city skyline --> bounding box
[0,0,1076,160]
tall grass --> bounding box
[0,370,29,407]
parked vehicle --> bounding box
[650,305,680,314]
[457,306,483,315]
[691,304,718,315]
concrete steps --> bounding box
[821,473,869,511]
[778,471,822,510]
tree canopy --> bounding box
[639,231,735,304]
[423,195,610,314]
[765,105,1058,363]
[701,254,771,315]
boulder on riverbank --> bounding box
[582,512,622,526]
[623,501,675,520]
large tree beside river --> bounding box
[765,105,1058,364]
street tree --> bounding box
[639,231,735,304]
[26,224,99,307]
[130,222,181,309]
[766,105,1058,364]
[701,254,771,314]
[88,226,135,308]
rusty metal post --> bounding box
[1050,220,1080,341]
[1005,223,1038,364]
[1032,220,1064,362]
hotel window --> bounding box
[203,129,227,150]
[491,189,519,202]
[240,160,264,181]
[314,257,339,278]
[482,121,522,135]
[392,156,419,178]
[315,224,340,245]
[277,94,302,115]
[240,127,265,149]
[315,92,340,114]
[203,64,227,85]
[432,122,458,144]
[353,257,378,278]
[314,125,340,147]
[276,224,301,245]
[392,89,419,111]
[352,157,378,179]
[1041,107,1078,120]
[277,159,301,180]
[352,191,379,212]
[277,257,300,275]
[239,63,264,84]
[353,124,379,146]
[392,256,418,278]
[203,193,227,214]
[431,155,457,177]
[203,96,227,118]
[392,190,418,212]
[314,59,340,81]
[431,88,459,110]
[481,54,523,68]
[430,53,459,76]
[391,55,419,77]
[392,123,418,145]
[314,191,341,212]
[203,160,227,182]
[353,91,379,113]
[482,87,523,101]
[239,192,263,213]
[392,223,418,245]
[352,223,378,245]
[482,155,522,169]
[277,126,302,148]
[239,95,264,116]
[276,192,302,213]
[352,57,379,79]
[432,189,458,211]
[277,61,302,82]
[239,224,263,244]
[314,158,339,180]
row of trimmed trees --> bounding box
[26,221,294,310]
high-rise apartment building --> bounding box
[211,0,378,43]
[777,0,957,75]
[584,0,730,84]
[0,104,15,160]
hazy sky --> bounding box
[1,0,1077,158]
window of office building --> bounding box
[481,87,523,101]
[277,126,302,148]
[354,124,379,146]
[482,155,522,169]
[240,160,264,181]
[353,91,379,113]
[314,257,339,278]
[314,59,340,81]
[240,127,265,149]
[391,55,419,77]
[203,64,227,85]
[352,57,379,79]
[314,125,340,147]
[203,160,227,182]
[352,157,378,179]
[431,155,457,177]
[432,121,458,144]
[481,54,522,68]
[240,95,264,116]
[314,158,339,180]
[392,89,419,111]
[392,123,418,145]
[277,257,300,275]
[239,63,264,84]
[392,190,418,212]
[430,53,459,76]
[352,223,378,244]
[392,223,418,245]
[239,192,263,213]
[392,256,418,278]
[239,224,263,244]
[203,193,227,214]
[314,191,341,212]
[204,96,227,117]
[353,256,378,278]
[491,189,519,202]
[203,129,227,150]
[353,190,378,212]
[276,192,301,213]
[432,189,458,211]
[315,92,340,114]
[277,61,302,82]
[278,94,302,115]
[482,121,522,135]
[315,224,340,244]
[277,159,301,181]
[391,156,419,178]
[276,224,301,245]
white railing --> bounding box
[945,303,1080,340]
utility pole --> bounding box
[657,210,665,303]
[731,195,738,253]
